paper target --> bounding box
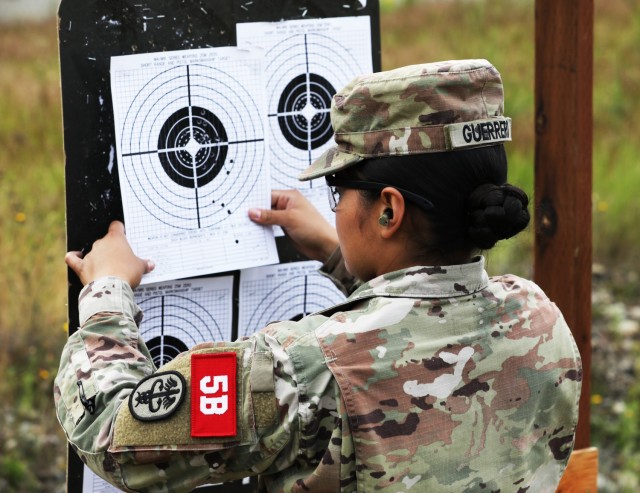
[112,52,266,231]
[134,277,234,366]
[237,17,374,189]
[265,33,365,188]
[239,261,346,337]
[111,48,278,284]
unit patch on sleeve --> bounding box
[191,352,237,437]
[128,371,187,422]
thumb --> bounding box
[108,220,126,236]
[65,251,84,275]
[248,208,288,227]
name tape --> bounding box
[445,117,512,149]
[191,352,237,437]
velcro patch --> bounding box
[445,117,512,149]
[129,371,186,422]
[191,352,237,437]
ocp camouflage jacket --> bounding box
[54,255,582,493]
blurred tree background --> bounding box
[0,0,639,491]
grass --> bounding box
[0,20,68,492]
[0,0,639,491]
[382,0,537,278]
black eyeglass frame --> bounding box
[325,176,434,213]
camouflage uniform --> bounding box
[55,254,581,492]
[55,60,581,492]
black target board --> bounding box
[59,1,380,492]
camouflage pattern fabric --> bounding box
[55,256,581,492]
[299,59,511,181]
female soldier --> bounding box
[56,59,582,493]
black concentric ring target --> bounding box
[277,73,335,150]
[147,335,189,367]
[138,292,229,365]
[260,31,371,188]
[158,106,228,188]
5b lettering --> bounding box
[200,375,228,415]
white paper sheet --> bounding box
[133,276,234,365]
[238,261,346,337]
[82,471,117,493]
[237,16,373,232]
[111,47,278,284]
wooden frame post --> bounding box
[534,0,593,449]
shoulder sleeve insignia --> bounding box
[128,370,186,422]
[191,352,237,437]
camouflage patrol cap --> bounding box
[299,59,511,181]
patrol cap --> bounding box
[299,59,511,181]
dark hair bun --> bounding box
[467,183,530,249]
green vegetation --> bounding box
[0,0,639,491]
[382,0,538,279]
[0,20,68,492]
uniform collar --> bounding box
[349,256,489,301]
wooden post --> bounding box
[534,0,593,449]
[555,448,599,493]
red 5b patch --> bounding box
[191,352,237,437]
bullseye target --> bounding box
[134,277,233,366]
[157,106,228,188]
[146,335,189,367]
[236,21,374,190]
[239,262,346,337]
[276,73,335,151]
[115,62,265,230]
[264,33,365,188]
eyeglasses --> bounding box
[325,176,434,213]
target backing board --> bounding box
[60,1,380,491]
[239,261,346,337]
[111,47,278,284]
[237,16,374,227]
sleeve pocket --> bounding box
[59,346,99,425]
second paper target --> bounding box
[237,17,374,189]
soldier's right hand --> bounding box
[65,221,154,288]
